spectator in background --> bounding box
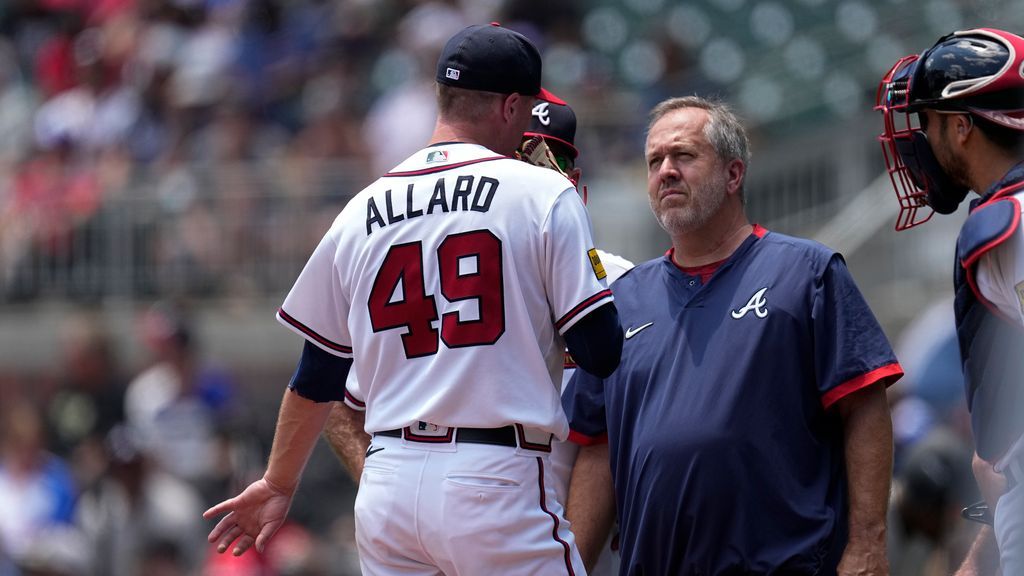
[47,311,125,458]
[0,398,76,563]
[123,302,235,498]
[75,425,205,576]
[359,1,468,175]
[888,427,979,576]
[14,525,92,576]
[0,38,36,167]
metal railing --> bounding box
[0,160,367,304]
[0,116,884,306]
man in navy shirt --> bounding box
[564,96,903,575]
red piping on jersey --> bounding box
[664,224,768,282]
[382,156,506,177]
[965,261,1022,328]
[344,389,365,409]
[555,289,613,331]
[672,257,727,284]
[961,198,1022,326]
[961,199,1021,270]
[278,308,354,354]
[567,429,608,446]
[980,180,1024,206]
[535,457,577,576]
[821,363,903,410]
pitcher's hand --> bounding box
[203,477,294,556]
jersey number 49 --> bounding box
[368,229,506,358]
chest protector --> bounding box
[954,182,1024,460]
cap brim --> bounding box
[968,108,1024,131]
[536,87,566,105]
[522,132,579,158]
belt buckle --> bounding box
[403,421,454,443]
[514,424,553,452]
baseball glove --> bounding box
[516,136,569,179]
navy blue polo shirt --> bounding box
[564,227,902,576]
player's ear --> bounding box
[954,113,974,145]
[725,159,746,197]
[502,93,522,123]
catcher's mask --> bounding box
[875,28,1024,230]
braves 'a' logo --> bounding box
[532,102,551,126]
[731,287,768,319]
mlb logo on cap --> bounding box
[446,68,460,80]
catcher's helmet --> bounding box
[876,28,1024,229]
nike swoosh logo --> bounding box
[366,447,385,458]
[624,322,654,339]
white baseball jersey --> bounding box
[278,142,613,440]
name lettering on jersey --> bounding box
[588,248,607,280]
[730,287,769,319]
[366,175,499,235]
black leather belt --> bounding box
[376,425,542,449]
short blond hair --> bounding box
[436,84,504,124]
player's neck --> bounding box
[670,207,752,268]
[429,120,502,153]
[967,145,1020,195]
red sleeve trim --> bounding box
[278,308,353,355]
[567,430,608,446]
[344,389,365,409]
[821,363,904,410]
[555,289,613,331]
[982,180,1024,204]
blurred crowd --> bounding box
[0,0,615,302]
[0,300,367,575]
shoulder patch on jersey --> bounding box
[958,198,1021,269]
[588,248,607,280]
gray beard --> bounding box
[650,174,728,236]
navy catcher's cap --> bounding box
[436,23,565,105]
[524,100,579,159]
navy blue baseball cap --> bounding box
[436,23,566,105]
[524,100,579,159]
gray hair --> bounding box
[647,96,751,168]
